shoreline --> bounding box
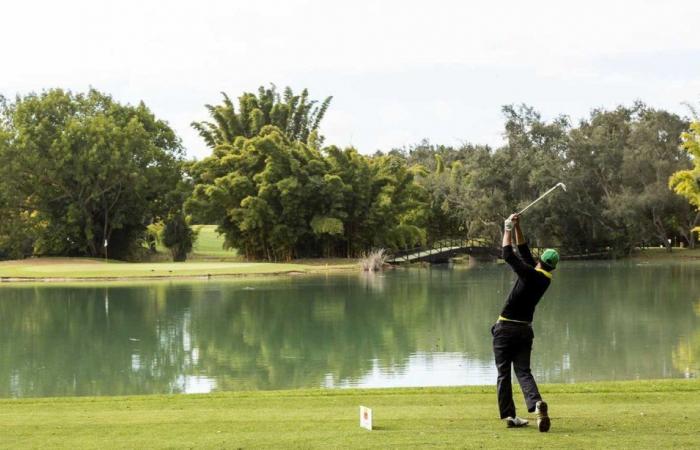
[0,247,697,284]
[0,258,358,284]
[0,267,356,284]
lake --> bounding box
[1,260,698,398]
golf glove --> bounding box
[504,219,514,231]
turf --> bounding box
[191,225,238,258]
[0,224,357,280]
[0,258,355,280]
[630,247,700,261]
[1,380,698,448]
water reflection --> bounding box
[0,261,698,398]
[344,353,494,388]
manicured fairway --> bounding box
[191,225,238,258]
[0,258,354,280]
[1,380,698,449]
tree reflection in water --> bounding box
[0,261,697,398]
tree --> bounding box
[620,108,692,251]
[401,143,469,244]
[162,212,196,261]
[188,125,331,260]
[404,104,695,255]
[0,89,183,259]
[322,146,375,257]
[670,120,700,247]
[559,107,632,253]
[188,85,428,261]
[310,216,344,257]
[443,146,509,246]
[191,85,332,148]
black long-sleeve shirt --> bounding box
[499,243,551,323]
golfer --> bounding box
[492,213,558,432]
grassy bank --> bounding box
[630,247,700,261]
[0,226,359,281]
[1,380,698,448]
[0,258,356,281]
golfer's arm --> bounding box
[503,242,534,278]
[514,222,524,246]
[502,228,512,247]
[513,223,536,266]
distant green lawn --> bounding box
[191,225,238,258]
[1,380,698,449]
[152,224,237,259]
[631,246,700,261]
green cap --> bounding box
[540,248,559,270]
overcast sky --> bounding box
[3,0,700,159]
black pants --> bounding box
[491,321,542,419]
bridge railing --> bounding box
[387,237,496,261]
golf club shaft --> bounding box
[518,185,561,215]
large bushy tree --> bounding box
[187,86,426,260]
[187,127,426,260]
[188,125,329,260]
[0,89,183,259]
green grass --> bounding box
[0,224,358,281]
[631,247,700,261]
[152,225,237,259]
[1,380,698,448]
[0,258,355,280]
[191,225,238,258]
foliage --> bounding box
[670,120,700,210]
[0,89,184,260]
[187,117,427,260]
[161,212,197,261]
[145,221,164,253]
[359,248,387,271]
[1,84,697,260]
[311,215,344,258]
[191,85,332,147]
[400,103,696,254]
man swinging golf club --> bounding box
[492,212,558,432]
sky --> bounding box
[2,0,700,159]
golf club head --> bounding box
[557,182,567,192]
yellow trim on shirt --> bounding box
[498,315,531,324]
[535,268,552,279]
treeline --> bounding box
[0,86,698,261]
[401,104,699,255]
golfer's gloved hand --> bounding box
[505,213,519,231]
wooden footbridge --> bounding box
[387,239,501,264]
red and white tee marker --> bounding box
[360,406,372,430]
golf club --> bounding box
[518,182,567,215]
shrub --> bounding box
[360,248,387,272]
[162,213,196,262]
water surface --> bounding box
[1,260,698,397]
